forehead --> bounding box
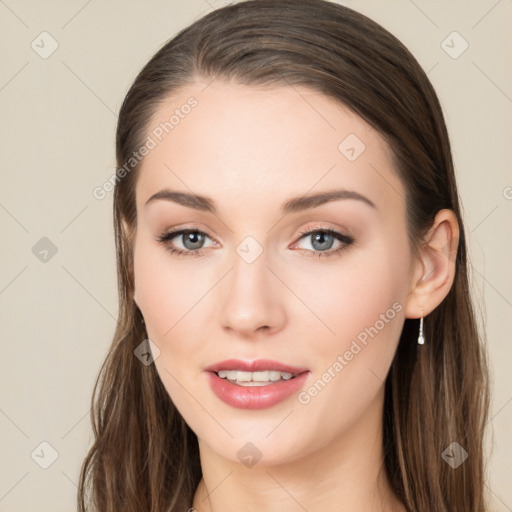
[135,80,405,218]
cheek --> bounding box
[134,244,209,418]
[133,238,208,342]
[292,244,409,421]
[287,247,408,417]
[133,239,222,423]
[291,249,407,355]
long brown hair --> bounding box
[78,1,490,510]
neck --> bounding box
[191,388,406,512]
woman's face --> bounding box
[132,80,417,465]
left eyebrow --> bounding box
[144,188,377,214]
[281,189,377,214]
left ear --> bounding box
[404,209,460,319]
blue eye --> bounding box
[156,228,214,257]
[292,227,354,258]
[156,225,354,259]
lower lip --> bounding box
[206,371,310,410]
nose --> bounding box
[219,249,287,338]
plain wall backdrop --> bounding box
[0,0,511,510]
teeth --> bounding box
[217,370,296,384]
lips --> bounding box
[204,358,309,375]
[206,370,310,409]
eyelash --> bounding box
[155,225,354,259]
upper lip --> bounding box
[204,359,309,375]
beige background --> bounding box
[0,0,511,510]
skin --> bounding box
[131,79,459,512]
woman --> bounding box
[78,1,490,510]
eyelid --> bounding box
[158,225,217,245]
[292,223,354,242]
[290,225,354,253]
[156,223,354,258]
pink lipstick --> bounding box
[204,359,310,410]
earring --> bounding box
[418,308,425,345]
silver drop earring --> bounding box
[418,308,425,345]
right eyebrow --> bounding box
[145,189,215,212]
